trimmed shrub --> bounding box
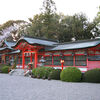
[32,67,54,79]
[0,64,5,72]
[32,68,38,78]
[60,67,82,82]
[43,67,54,78]
[49,69,61,80]
[83,68,100,83]
[35,67,45,78]
[1,65,10,73]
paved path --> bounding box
[0,74,100,100]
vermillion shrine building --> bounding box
[0,36,100,72]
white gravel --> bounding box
[0,74,100,100]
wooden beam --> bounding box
[24,51,36,53]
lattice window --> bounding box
[53,56,61,66]
[19,58,22,64]
[75,50,85,54]
[25,57,30,64]
[88,50,94,54]
[44,56,52,65]
[45,52,52,56]
[95,51,100,54]
[88,55,100,61]
[16,56,19,64]
[5,56,9,63]
[53,52,61,55]
[64,56,73,66]
[38,55,42,63]
[32,57,34,62]
[75,56,87,66]
[64,51,73,55]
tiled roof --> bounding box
[8,50,20,54]
[5,40,16,47]
[0,47,14,51]
[48,39,100,51]
[13,37,58,47]
[1,37,100,52]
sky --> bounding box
[0,0,100,24]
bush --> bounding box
[60,67,82,82]
[1,65,10,73]
[32,67,54,78]
[32,68,37,77]
[83,68,100,83]
[43,67,54,78]
[32,67,43,78]
[49,69,61,80]
[35,67,45,78]
[0,64,5,72]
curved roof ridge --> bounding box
[48,39,100,51]
[5,40,16,47]
[22,36,58,42]
[55,38,100,45]
[12,36,58,48]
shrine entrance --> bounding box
[13,41,44,69]
[22,51,38,69]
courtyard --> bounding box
[0,74,100,100]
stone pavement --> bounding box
[0,74,100,100]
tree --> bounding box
[26,0,61,40]
[92,6,100,38]
[41,0,57,39]
[58,13,94,42]
[41,0,56,14]
[26,0,75,42]
[26,1,95,42]
[58,15,74,42]
[27,14,44,37]
[0,20,28,41]
[72,13,93,40]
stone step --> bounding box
[9,69,25,76]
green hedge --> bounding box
[60,67,82,82]
[43,67,54,78]
[32,67,54,78]
[35,67,45,78]
[83,68,100,83]
[0,64,5,72]
[49,69,61,80]
[32,68,37,77]
[1,65,10,73]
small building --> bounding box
[0,36,100,72]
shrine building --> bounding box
[0,36,100,72]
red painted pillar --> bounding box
[30,53,32,63]
[87,55,88,70]
[22,52,25,69]
[34,52,38,68]
[73,55,75,66]
[52,55,53,66]
[61,63,64,70]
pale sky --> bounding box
[0,0,100,24]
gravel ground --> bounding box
[0,74,100,100]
